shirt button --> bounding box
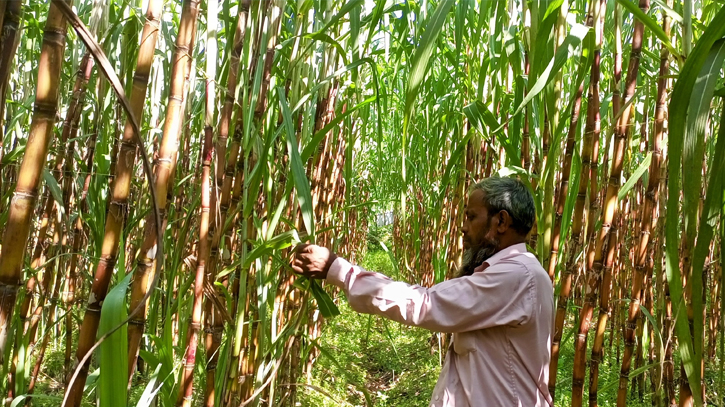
[435,395,440,401]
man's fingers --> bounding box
[293,243,310,254]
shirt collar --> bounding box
[480,242,528,269]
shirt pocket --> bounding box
[452,332,476,355]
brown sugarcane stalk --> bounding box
[62,76,101,376]
[178,73,214,407]
[63,0,168,404]
[200,0,222,405]
[617,3,669,403]
[0,0,22,134]
[121,0,174,381]
[590,1,649,404]
[549,1,603,398]
[5,189,52,403]
[0,0,71,364]
[6,200,55,406]
[60,51,95,380]
[14,46,94,396]
[572,0,646,404]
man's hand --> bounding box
[291,244,338,279]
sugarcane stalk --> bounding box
[0,0,71,365]
[0,0,22,134]
[549,0,603,398]
[572,0,647,404]
[590,2,649,405]
[616,2,669,402]
[123,0,180,382]
[62,0,170,404]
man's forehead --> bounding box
[466,190,485,209]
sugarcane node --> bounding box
[97,256,117,267]
[41,27,66,46]
[128,318,145,327]
[137,259,154,268]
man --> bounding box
[292,177,554,407]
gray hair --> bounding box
[470,177,536,235]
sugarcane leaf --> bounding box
[98,272,132,407]
[616,0,679,59]
[507,22,591,128]
[650,0,683,23]
[463,100,519,163]
[309,0,365,39]
[683,40,725,383]
[638,305,665,355]
[301,95,377,162]
[279,87,315,238]
[291,58,372,113]
[309,280,340,318]
[664,8,725,406]
[42,168,64,215]
[135,365,163,407]
[600,362,659,393]
[690,101,725,381]
[10,395,62,407]
[403,0,455,132]
[305,32,349,65]
[618,152,652,201]
[437,131,473,204]
[683,39,725,245]
[1,143,25,166]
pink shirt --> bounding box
[326,243,553,407]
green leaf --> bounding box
[664,9,725,407]
[135,365,164,407]
[651,0,683,23]
[618,152,652,201]
[42,168,65,215]
[507,22,591,127]
[463,101,519,163]
[98,272,132,407]
[279,88,315,238]
[301,95,376,162]
[10,395,62,407]
[309,280,340,318]
[403,0,456,131]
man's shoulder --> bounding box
[499,251,550,287]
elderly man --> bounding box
[292,177,553,407]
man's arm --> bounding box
[326,257,535,333]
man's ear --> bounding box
[497,210,512,233]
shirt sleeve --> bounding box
[326,257,535,333]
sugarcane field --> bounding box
[1,0,725,406]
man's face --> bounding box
[460,189,500,276]
[462,189,497,250]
